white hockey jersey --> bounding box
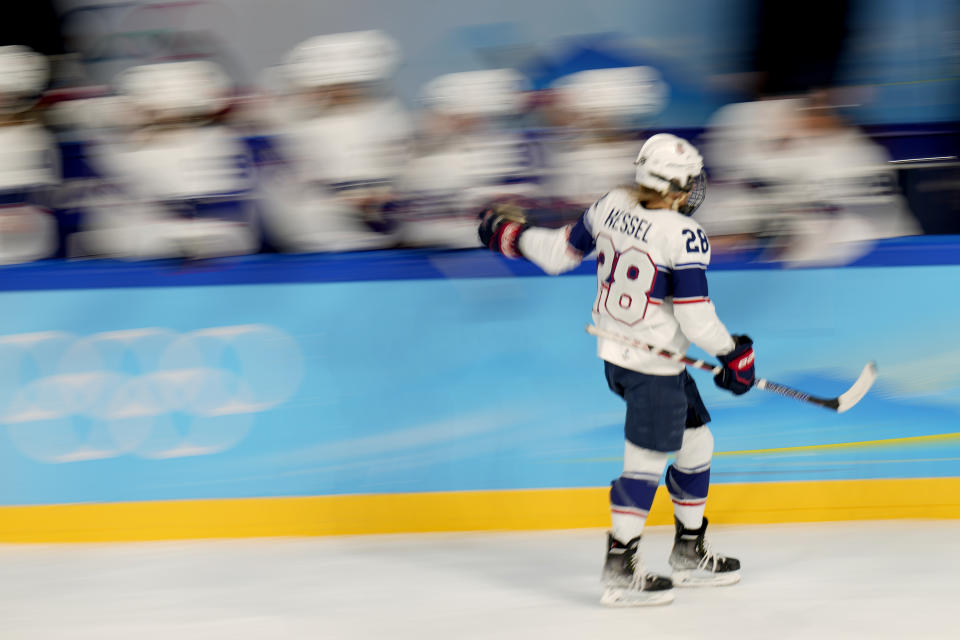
[519,187,736,375]
[81,125,257,260]
[93,126,252,201]
[0,123,59,264]
[398,130,542,248]
[544,139,637,208]
[0,123,58,191]
[276,99,411,188]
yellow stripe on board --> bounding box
[569,432,960,463]
[715,431,960,457]
[1,478,959,542]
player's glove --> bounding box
[714,335,755,395]
[478,203,529,259]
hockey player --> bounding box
[257,30,411,252]
[478,134,752,607]
[697,94,920,264]
[542,66,668,214]
[397,68,541,248]
[0,45,59,264]
[77,60,258,260]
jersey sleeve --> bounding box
[668,221,736,356]
[517,196,603,275]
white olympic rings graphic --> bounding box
[0,324,304,463]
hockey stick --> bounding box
[585,325,876,413]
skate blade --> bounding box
[672,570,741,587]
[601,587,675,607]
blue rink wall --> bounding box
[1,238,959,540]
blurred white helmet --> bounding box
[0,45,49,113]
[283,30,398,89]
[422,69,528,118]
[703,98,800,182]
[49,95,142,131]
[117,60,231,119]
[551,66,668,122]
[634,133,706,214]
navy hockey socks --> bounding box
[610,472,659,542]
[666,463,710,530]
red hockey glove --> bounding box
[477,204,529,259]
[714,335,755,395]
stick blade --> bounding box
[836,362,877,413]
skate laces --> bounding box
[628,553,657,589]
[696,537,726,572]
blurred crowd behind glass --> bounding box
[0,0,957,268]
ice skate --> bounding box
[669,517,741,586]
[600,533,674,606]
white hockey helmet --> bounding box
[0,45,50,113]
[550,66,668,123]
[422,69,528,118]
[634,133,706,215]
[117,60,231,119]
[283,30,398,89]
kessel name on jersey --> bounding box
[602,208,653,242]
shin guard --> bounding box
[666,464,710,530]
[609,473,659,543]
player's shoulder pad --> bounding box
[583,189,614,223]
[680,214,709,236]
[669,215,712,265]
[652,206,704,234]
[586,187,633,216]
[603,186,637,205]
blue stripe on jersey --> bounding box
[650,269,672,301]
[672,266,709,299]
[568,216,596,254]
[0,190,31,206]
[161,195,251,222]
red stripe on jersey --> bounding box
[673,297,709,305]
[563,226,584,259]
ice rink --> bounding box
[1,521,956,639]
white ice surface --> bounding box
[0,521,957,639]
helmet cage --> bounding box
[678,170,706,215]
[640,166,706,216]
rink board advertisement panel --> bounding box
[0,252,959,538]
